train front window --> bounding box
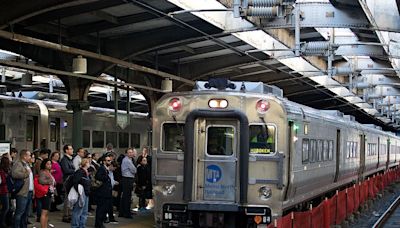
[249,124,276,154]
[162,123,184,152]
[206,126,234,156]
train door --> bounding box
[334,129,341,182]
[386,139,390,169]
[49,118,60,152]
[194,118,238,203]
[26,115,38,151]
[377,137,380,168]
[359,134,365,178]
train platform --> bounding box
[28,209,155,228]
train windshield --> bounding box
[206,126,234,156]
[162,123,185,152]
[249,124,276,154]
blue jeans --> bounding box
[14,191,32,228]
[71,195,89,228]
[0,194,9,226]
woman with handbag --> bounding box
[35,159,55,228]
[71,158,91,228]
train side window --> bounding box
[119,132,129,148]
[369,144,372,156]
[302,139,309,163]
[317,140,323,162]
[354,142,358,158]
[50,121,57,142]
[310,139,316,162]
[0,124,5,141]
[328,140,333,160]
[323,140,328,161]
[106,132,117,149]
[131,133,141,149]
[82,130,90,148]
[92,131,104,148]
[346,141,351,158]
[26,119,33,141]
[249,124,276,154]
[206,126,234,156]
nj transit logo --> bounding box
[206,165,222,183]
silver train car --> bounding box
[0,93,150,153]
[152,79,400,227]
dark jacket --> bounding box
[73,168,91,196]
[60,155,74,180]
[136,155,152,168]
[94,165,112,198]
[135,164,152,199]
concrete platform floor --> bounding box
[28,209,155,228]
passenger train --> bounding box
[0,93,150,153]
[152,79,400,227]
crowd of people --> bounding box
[0,144,153,228]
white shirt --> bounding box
[73,155,82,171]
[28,166,33,191]
[108,170,116,188]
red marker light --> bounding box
[256,100,270,113]
[168,98,182,112]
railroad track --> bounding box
[373,194,400,228]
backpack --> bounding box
[34,174,50,198]
[6,175,24,195]
[90,169,102,191]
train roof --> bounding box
[0,95,148,118]
[192,80,398,137]
[276,94,397,137]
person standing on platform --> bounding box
[50,151,63,212]
[36,159,55,228]
[60,144,74,223]
[136,146,153,209]
[135,157,152,211]
[34,149,49,175]
[34,148,49,222]
[105,161,118,224]
[94,155,112,228]
[11,149,33,228]
[119,148,137,218]
[0,156,10,228]
[73,148,85,171]
[71,158,91,228]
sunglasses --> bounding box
[105,160,111,162]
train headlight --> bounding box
[256,100,270,114]
[168,98,182,112]
[162,184,176,196]
[208,99,228,109]
[259,186,272,200]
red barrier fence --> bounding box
[270,167,400,228]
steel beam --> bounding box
[0,59,165,92]
[0,29,194,85]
